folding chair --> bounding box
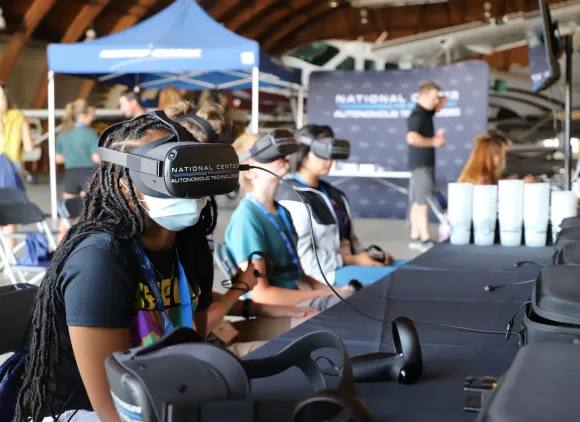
[57,197,84,230]
[0,283,38,355]
[0,202,57,285]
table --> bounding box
[245,244,553,422]
[325,169,446,223]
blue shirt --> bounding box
[225,197,300,290]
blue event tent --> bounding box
[44,0,303,220]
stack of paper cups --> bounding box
[551,190,578,242]
[498,180,524,247]
[472,185,498,246]
[447,183,473,245]
[523,183,550,247]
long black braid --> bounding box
[13,114,218,422]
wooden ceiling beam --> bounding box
[243,0,310,40]
[265,2,337,52]
[0,0,57,82]
[76,0,161,101]
[227,0,277,33]
[31,0,112,109]
[209,0,246,23]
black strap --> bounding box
[175,110,217,142]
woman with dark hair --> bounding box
[13,112,258,422]
[278,124,404,287]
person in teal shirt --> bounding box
[226,132,353,312]
[56,99,100,241]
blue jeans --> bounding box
[334,260,408,286]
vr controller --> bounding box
[322,317,423,385]
[366,245,388,264]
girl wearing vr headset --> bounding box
[278,125,404,287]
[226,132,354,311]
[14,103,260,422]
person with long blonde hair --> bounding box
[0,83,36,255]
[55,98,100,241]
[158,86,183,110]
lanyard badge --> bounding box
[133,242,193,333]
[247,195,302,277]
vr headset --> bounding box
[295,126,350,160]
[238,129,299,163]
[98,111,240,199]
[105,327,375,422]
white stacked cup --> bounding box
[447,183,473,245]
[523,183,550,247]
[498,180,524,247]
[472,185,498,246]
[551,191,578,242]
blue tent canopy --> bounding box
[46,0,301,90]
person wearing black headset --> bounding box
[12,110,259,422]
[277,124,406,286]
[225,132,354,311]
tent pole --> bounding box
[48,71,58,222]
[251,66,259,134]
[297,87,305,129]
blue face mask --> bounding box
[143,195,208,232]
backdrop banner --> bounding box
[308,60,489,219]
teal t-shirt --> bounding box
[225,197,300,290]
[56,125,99,169]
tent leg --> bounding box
[251,66,259,134]
[48,71,58,222]
[297,87,305,129]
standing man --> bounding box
[406,81,447,252]
[119,89,145,118]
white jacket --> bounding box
[277,178,363,284]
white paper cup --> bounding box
[551,190,578,242]
[498,180,524,247]
[472,185,498,246]
[524,183,550,247]
[448,183,473,245]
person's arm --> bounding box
[207,289,246,332]
[88,129,101,164]
[61,242,137,421]
[21,117,35,153]
[55,154,65,165]
[239,258,335,306]
[92,153,101,164]
[406,131,438,147]
[69,327,129,422]
[195,310,208,339]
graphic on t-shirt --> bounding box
[131,276,200,346]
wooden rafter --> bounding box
[265,2,336,52]
[227,0,276,33]
[246,0,314,42]
[75,0,161,101]
[0,0,57,82]
[31,0,112,108]
[209,0,246,25]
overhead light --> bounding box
[360,8,369,24]
[361,18,369,24]
[85,28,96,42]
[329,0,338,7]
[0,8,5,31]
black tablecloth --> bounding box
[244,244,553,422]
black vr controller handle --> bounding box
[348,280,363,292]
[366,245,386,263]
[350,352,403,383]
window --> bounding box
[287,42,340,66]
[364,60,377,71]
[336,56,356,71]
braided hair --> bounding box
[14,114,218,422]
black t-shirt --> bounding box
[407,104,436,170]
[46,229,213,415]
